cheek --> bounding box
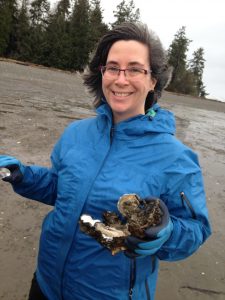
[101,84,107,99]
[137,79,154,94]
[141,82,152,96]
[102,78,110,94]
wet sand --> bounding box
[0,60,225,300]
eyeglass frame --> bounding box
[99,65,152,79]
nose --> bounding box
[115,70,129,84]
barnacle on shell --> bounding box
[79,194,163,255]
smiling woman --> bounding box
[84,22,173,113]
[0,22,211,300]
[101,40,156,123]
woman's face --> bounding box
[102,40,156,123]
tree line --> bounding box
[0,0,207,97]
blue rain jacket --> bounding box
[13,103,211,300]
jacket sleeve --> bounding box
[12,136,62,206]
[157,147,212,261]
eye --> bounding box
[128,67,143,75]
[106,66,119,73]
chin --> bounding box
[110,102,129,112]
[112,108,129,117]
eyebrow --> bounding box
[106,60,145,67]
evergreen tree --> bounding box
[167,26,191,93]
[29,0,50,63]
[111,0,140,27]
[55,0,70,17]
[177,70,198,96]
[43,0,71,68]
[89,0,108,51]
[16,0,31,60]
[30,0,50,27]
[0,0,18,56]
[69,0,90,71]
[189,47,207,97]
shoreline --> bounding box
[161,91,225,113]
[1,57,225,111]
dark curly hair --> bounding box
[83,22,172,112]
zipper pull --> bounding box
[146,108,156,119]
[180,191,197,219]
[129,288,133,300]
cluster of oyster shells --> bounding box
[79,194,163,255]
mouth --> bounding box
[112,91,133,97]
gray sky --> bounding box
[51,0,225,102]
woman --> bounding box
[0,22,211,300]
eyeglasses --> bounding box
[100,65,151,79]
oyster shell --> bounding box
[79,213,130,255]
[79,194,163,255]
[0,168,11,179]
[118,194,163,238]
[117,193,140,217]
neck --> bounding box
[113,112,145,124]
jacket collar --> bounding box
[96,103,176,138]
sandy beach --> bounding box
[0,60,225,300]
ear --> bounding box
[149,77,157,91]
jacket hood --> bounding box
[96,103,176,138]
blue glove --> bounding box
[125,198,173,258]
[0,155,25,183]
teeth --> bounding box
[114,92,131,96]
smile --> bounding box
[113,91,133,97]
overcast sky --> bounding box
[51,0,225,102]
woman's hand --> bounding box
[125,199,173,258]
[0,155,25,183]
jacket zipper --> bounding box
[110,126,114,143]
[144,255,156,300]
[61,125,114,299]
[129,258,136,300]
[145,278,151,300]
[180,191,197,219]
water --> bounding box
[206,95,225,103]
